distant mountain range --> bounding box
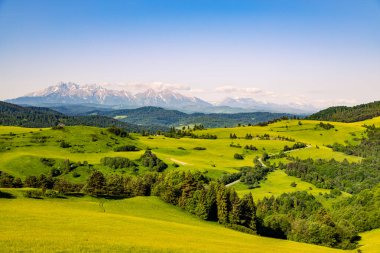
[6,82,316,114]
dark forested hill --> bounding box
[0,101,167,132]
[308,101,380,122]
[88,106,294,128]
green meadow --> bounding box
[0,189,358,253]
[1,117,380,252]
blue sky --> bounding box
[0,0,379,107]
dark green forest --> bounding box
[308,101,380,122]
[87,106,294,128]
[0,101,167,132]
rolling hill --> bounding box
[86,106,294,128]
[0,101,167,132]
[308,101,380,122]
[0,116,379,252]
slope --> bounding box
[0,192,348,253]
[308,101,380,122]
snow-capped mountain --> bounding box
[6,83,317,114]
[7,82,211,109]
[135,88,211,108]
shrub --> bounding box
[23,189,43,199]
[234,153,244,160]
[114,145,141,152]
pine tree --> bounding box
[216,186,229,224]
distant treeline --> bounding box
[308,101,380,122]
[89,106,295,128]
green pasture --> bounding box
[0,190,353,253]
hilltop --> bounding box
[308,101,380,122]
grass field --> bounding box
[0,189,355,253]
[1,118,380,252]
[0,118,372,181]
[233,169,332,199]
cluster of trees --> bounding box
[101,157,137,169]
[308,101,380,122]
[139,150,168,172]
[0,171,23,188]
[107,126,129,137]
[245,133,253,139]
[100,151,169,173]
[256,191,358,249]
[255,116,297,126]
[220,172,241,185]
[230,142,241,148]
[229,133,238,139]
[317,122,335,130]
[162,127,217,139]
[233,153,244,160]
[240,165,274,188]
[59,140,72,148]
[244,145,258,151]
[113,145,141,152]
[283,142,307,152]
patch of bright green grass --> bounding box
[0,191,348,253]
[233,170,331,200]
[358,228,380,253]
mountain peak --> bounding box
[9,83,211,109]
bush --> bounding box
[114,145,141,152]
[59,140,71,148]
[234,153,244,160]
[23,189,43,199]
[193,147,206,150]
[40,158,55,167]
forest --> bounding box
[308,101,380,122]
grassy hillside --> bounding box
[1,117,380,252]
[308,101,380,122]
[0,190,350,253]
[1,117,374,185]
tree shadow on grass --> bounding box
[0,191,16,199]
[64,192,86,197]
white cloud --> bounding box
[215,85,263,94]
[102,82,191,94]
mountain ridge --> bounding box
[7,82,315,114]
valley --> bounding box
[1,115,379,252]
